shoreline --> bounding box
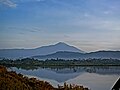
[0,65,89,90]
[1,58,120,67]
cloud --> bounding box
[103,10,112,15]
[0,0,17,8]
[6,26,44,34]
[83,13,91,18]
[0,0,45,8]
[36,0,45,1]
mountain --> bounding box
[86,51,120,59]
[32,51,120,60]
[0,42,84,59]
[32,51,83,60]
[1,42,120,60]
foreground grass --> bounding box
[0,65,89,90]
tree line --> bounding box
[0,58,120,67]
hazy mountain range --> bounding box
[32,51,120,60]
[0,42,120,59]
[0,42,83,59]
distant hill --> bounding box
[0,42,120,60]
[0,42,84,59]
[32,51,120,60]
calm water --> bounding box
[9,66,120,90]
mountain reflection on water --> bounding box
[10,66,120,90]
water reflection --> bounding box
[12,66,120,75]
[10,66,120,90]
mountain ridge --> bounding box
[0,42,84,59]
[32,51,120,60]
[0,42,120,59]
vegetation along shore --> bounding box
[0,58,120,67]
[0,65,89,90]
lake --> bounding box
[9,66,120,90]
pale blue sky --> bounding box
[0,0,120,52]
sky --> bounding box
[0,0,120,52]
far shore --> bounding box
[0,58,120,67]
